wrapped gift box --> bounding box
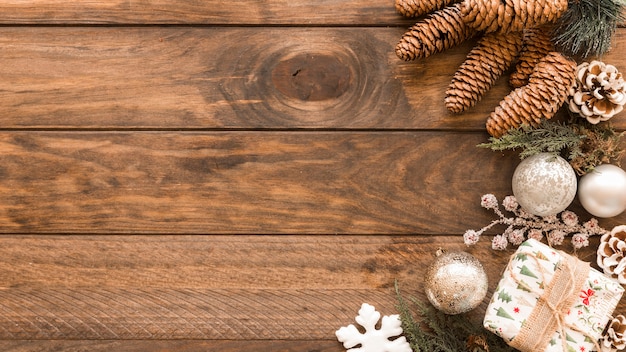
[484,239,624,352]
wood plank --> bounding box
[0,26,461,130]
[0,131,623,234]
[0,235,470,291]
[0,234,612,340]
[0,1,623,26]
[1,27,624,130]
[0,340,343,352]
[0,0,414,25]
[0,287,396,339]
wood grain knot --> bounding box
[271,54,351,102]
[215,31,403,126]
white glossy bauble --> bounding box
[578,164,626,218]
[424,251,488,315]
[512,153,577,217]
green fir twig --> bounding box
[552,0,625,59]
[478,120,624,175]
[478,121,584,160]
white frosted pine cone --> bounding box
[598,225,626,284]
[569,61,626,124]
[601,315,626,352]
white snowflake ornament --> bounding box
[335,303,412,352]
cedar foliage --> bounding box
[478,120,625,175]
[395,282,515,352]
[479,120,586,160]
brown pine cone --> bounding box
[445,31,523,113]
[601,315,626,352]
[461,0,568,33]
[510,27,555,88]
[597,225,626,284]
[486,52,576,137]
[395,0,461,18]
[396,4,476,60]
[528,52,577,97]
[486,88,543,137]
[460,0,499,32]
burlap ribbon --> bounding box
[507,250,600,352]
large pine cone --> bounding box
[396,3,476,60]
[446,31,523,113]
[509,27,555,88]
[597,225,626,284]
[568,60,626,124]
[601,315,626,352]
[461,0,568,33]
[395,0,460,18]
[486,52,576,138]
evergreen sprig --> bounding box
[477,120,585,160]
[395,282,515,352]
[478,120,624,175]
[571,121,625,175]
[552,0,624,59]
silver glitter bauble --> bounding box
[579,164,626,218]
[424,250,488,315]
[512,153,577,217]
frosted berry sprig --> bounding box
[463,194,607,250]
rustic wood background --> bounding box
[0,2,625,351]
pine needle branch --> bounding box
[552,0,625,59]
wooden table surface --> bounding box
[0,2,625,351]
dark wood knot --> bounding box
[271,53,351,102]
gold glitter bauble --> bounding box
[424,250,488,315]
